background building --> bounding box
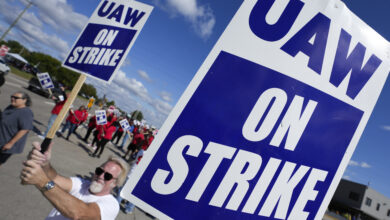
[329,179,390,220]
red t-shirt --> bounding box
[132,132,145,145]
[66,110,84,124]
[97,124,117,140]
[51,101,66,115]
[88,115,96,128]
[80,110,88,123]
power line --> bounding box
[0,1,34,42]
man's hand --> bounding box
[20,160,50,189]
[1,142,13,151]
[28,142,52,167]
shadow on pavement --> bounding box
[77,142,92,154]
[32,126,42,135]
[108,147,123,158]
[33,119,45,126]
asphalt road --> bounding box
[0,73,338,220]
[0,73,155,220]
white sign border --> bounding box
[123,0,390,220]
[62,0,153,83]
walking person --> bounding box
[61,106,85,140]
[0,91,33,167]
[83,114,96,142]
[39,85,66,139]
[123,125,145,161]
[73,106,88,135]
[111,117,124,145]
[118,119,134,151]
[91,120,118,158]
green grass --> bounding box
[10,66,35,80]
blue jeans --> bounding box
[43,114,58,137]
[115,177,135,213]
[119,132,129,148]
[61,121,77,138]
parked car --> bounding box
[27,77,63,98]
[0,57,10,87]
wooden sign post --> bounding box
[38,0,153,153]
[40,75,86,152]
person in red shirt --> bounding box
[61,105,86,140]
[73,107,88,133]
[40,86,67,138]
[90,119,118,158]
[123,125,145,161]
[83,115,96,142]
[111,117,124,145]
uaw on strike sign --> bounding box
[123,0,390,219]
[63,0,152,82]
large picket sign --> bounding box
[63,0,153,82]
[122,0,390,219]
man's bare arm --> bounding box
[21,160,101,220]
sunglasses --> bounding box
[11,95,24,100]
[95,167,117,181]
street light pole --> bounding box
[0,1,33,42]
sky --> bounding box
[0,0,389,199]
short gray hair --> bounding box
[105,155,130,187]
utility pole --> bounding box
[0,1,33,42]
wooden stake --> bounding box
[48,88,52,97]
[40,74,86,153]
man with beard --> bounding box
[20,142,129,220]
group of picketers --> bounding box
[81,109,155,160]
[40,88,156,161]
[57,107,156,161]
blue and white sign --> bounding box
[95,110,107,125]
[120,119,130,131]
[37,72,54,89]
[63,0,153,82]
[123,0,390,219]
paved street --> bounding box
[0,73,155,220]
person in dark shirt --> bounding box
[0,91,33,167]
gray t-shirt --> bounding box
[0,105,33,154]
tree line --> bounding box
[1,40,144,121]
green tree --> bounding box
[131,110,143,121]
[80,83,97,98]
[25,52,61,74]
[6,40,25,53]
[106,100,115,107]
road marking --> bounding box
[44,101,55,106]
[5,81,22,88]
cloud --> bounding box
[86,70,173,127]
[0,1,74,59]
[361,162,371,168]
[159,91,172,102]
[348,160,359,166]
[138,70,152,82]
[349,160,372,168]
[31,0,88,33]
[381,125,390,131]
[154,0,216,39]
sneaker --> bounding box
[37,135,45,140]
